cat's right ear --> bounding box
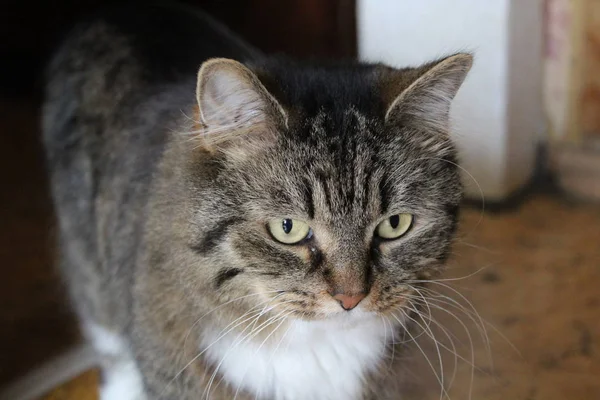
[195,58,287,152]
[381,53,473,134]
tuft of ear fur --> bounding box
[195,58,287,151]
[382,53,473,133]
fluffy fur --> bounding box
[202,313,388,400]
[42,2,472,399]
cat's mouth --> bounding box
[265,288,414,323]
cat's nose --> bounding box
[332,292,366,311]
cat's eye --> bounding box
[375,214,413,240]
[267,219,312,244]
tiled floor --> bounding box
[2,98,599,399]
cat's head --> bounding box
[172,54,471,323]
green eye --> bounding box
[375,214,413,239]
[267,218,312,244]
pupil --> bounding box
[282,219,293,234]
[389,215,400,229]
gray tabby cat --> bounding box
[42,3,472,399]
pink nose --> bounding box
[333,293,366,310]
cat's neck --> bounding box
[201,313,391,400]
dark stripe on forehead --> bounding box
[190,217,240,254]
[342,137,358,209]
[378,175,392,214]
[214,268,243,289]
[302,178,315,219]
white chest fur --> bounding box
[202,312,389,400]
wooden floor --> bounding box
[2,98,599,399]
[40,370,99,400]
[440,196,600,399]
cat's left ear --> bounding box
[195,58,287,151]
[382,53,473,132]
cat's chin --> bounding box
[310,308,380,329]
[287,310,392,343]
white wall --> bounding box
[357,0,544,201]
[506,0,545,192]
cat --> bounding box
[42,2,472,399]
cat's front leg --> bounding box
[83,321,147,400]
[99,356,146,400]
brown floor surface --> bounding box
[39,370,99,400]
[441,196,600,399]
[2,98,599,399]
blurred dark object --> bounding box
[0,0,356,99]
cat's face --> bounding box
[183,55,471,323]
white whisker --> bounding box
[402,305,448,400]
[163,298,284,396]
[407,292,476,400]
[182,291,283,361]
[409,282,492,368]
[392,310,449,400]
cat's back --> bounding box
[42,1,259,239]
[41,2,258,330]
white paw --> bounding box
[83,322,126,356]
[82,322,146,400]
[100,359,146,400]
